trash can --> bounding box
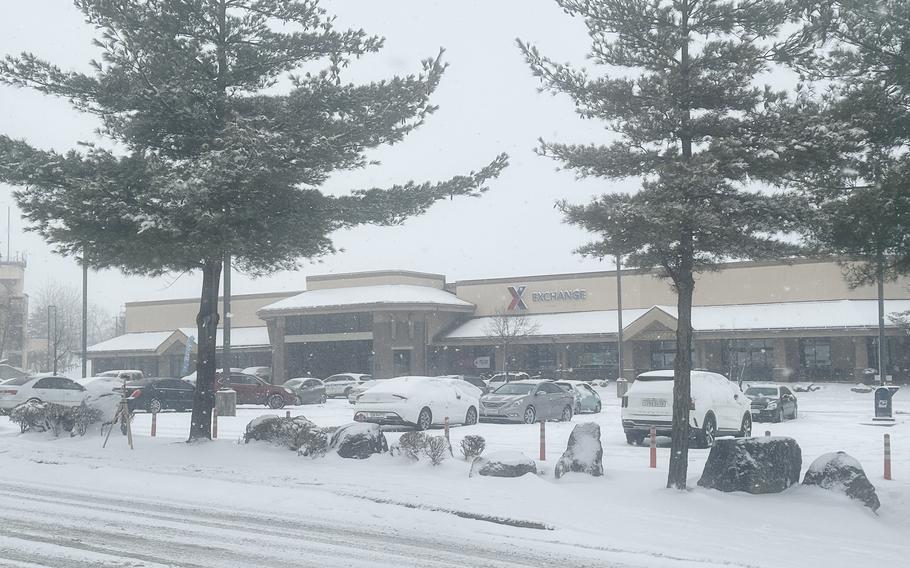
[616,378,629,398]
[215,388,237,417]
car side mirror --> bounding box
[535,391,544,396]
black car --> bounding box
[745,384,798,422]
[126,378,195,413]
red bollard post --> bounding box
[286,410,291,419]
[151,411,157,437]
[765,431,771,437]
[649,426,657,468]
[444,416,450,443]
[540,420,546,461]
[884,434,892,480]
[212,407,218,439]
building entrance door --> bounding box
[393,349,412,377]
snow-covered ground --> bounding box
[0,384,907,567]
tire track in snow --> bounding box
[0,481,609,568]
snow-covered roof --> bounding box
[178,326,270,348]
[258,285,473,315]
[442,308,651,341]
[88,326,270,355]
[440,299,910,342]
[87,330,181,354]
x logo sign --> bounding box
[507,285,528,311]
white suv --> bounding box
[621,370,751,447]
[323,373,372,398]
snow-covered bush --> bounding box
[394,431,428,460]
[330,422,388,459]
[10,398,110,437]
[295,423,329,458]
[459,435,486,460]
[423,436,450,466]
[244,415,314,450]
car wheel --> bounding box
[593,401,602,413]
[775,408,784,423]
[147,398,162,414]
[465,406,478,426]
[697,414,717,448]
[739,413,752,438]
[344,387,353,398]
[523,406,536,424]
[561,405,573,422]
[791,405,798,420]
[575,403,582,414]
[268,394,285,409]
[26,397,41,404]
[625,432,644,446]
[320,394,327,404]
[417,407,432,431]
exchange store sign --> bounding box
[506,285,588,310]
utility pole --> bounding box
[82,247,88,378]
[877,254,887,386]
[223,254,231,377]
[616,254,624,380]
[48,305,57,374]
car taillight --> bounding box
[621,396,628,408]
[129,389,142,399]
[689,398,695,411]
[0,388,17,395]
[354,413,364,422]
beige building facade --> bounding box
[87,259,910,384]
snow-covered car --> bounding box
[486,372,530,390]
[347,379,384,404]
[353,376,481,430]
[323,373,372,398]
[96,369,144,382]
[283,377,327,405]
[621,370,751,448]
[437,374,490,395]
[480,380,575,424]
[555,380,602,414]
[77,375,131,394]
[0,375,88,411]
[745,384,798,422]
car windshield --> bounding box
[746,387,779,397]
[493,383,535,395]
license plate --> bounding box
[642,398,667,407]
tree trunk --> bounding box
[188,259,222,442]
[667,263,695,489]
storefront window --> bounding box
[528,344,557,371]
[650,340,676,370]
[575,343,617,368]
[800,338,831,368]
[286,312,373,335]
[724,339,774,381]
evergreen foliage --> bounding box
[519,0,803,488]
[0,1,507,440]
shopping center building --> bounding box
[86,259,910,384]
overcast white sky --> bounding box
[0,1,651,313]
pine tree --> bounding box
[0,1,507,441]
[782,0,910,380]
[519,0,802,488]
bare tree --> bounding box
[483,309,539,375]
[28,281,118,373]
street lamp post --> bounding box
[47,305,58,374]
[616,254,624,380]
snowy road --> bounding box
[0,383,907,568]
[0,479,619,568]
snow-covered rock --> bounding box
[802,451,880,511]
[329,422,388,459]
[554,422,603,479]
[698,437,802,494]
[470,451,537,478]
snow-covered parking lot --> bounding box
[0,383,907,567]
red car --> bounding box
[216,372,296,409]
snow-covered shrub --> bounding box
[554,423,603,479]
[459,435,486,460]
[295,423,329,458]
[330,422,388,459]
[9,400,52,433]
[70,399,105,437]
[244,415,315,450]
[423,436,450,466]
[394,431,428,460]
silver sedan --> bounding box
[480,380,575,424]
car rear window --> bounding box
[636,375,674,381]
